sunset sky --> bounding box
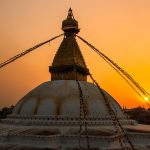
[0,0,150,109]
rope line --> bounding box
[76,35,150,106]
[89,74,136,150]
[71,35,90,149]
[0,34,63,69]
[76,80,90,150]
[98,54,149,106]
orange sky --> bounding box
[0,0,150,109]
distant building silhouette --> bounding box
[124,106,150,125]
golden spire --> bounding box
[49,9,89,81]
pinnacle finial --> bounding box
[62,8,79,34]
[67,8,74,19]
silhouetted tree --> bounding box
[0,105,14,119]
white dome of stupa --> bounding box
[13,80,124,118]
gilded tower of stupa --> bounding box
[49,8,89,81]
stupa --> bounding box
[0,9,150,150]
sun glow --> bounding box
[144,97,149,101]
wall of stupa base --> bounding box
[0,135,128,150]
[51,72,87,81]
[0,135,149,150]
